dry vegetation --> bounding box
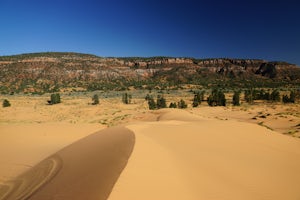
[1,90,299,137]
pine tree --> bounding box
[49,93,61,105]
[244,88,254,104]
[169,102,177,108]
[232,91,241,106]
[283,90,296,103]
[289,90,296,103]
[270,89,280,102]
[192,91,204,107]
[122,93,131,104]
[156,95,167,109]
[148,96,157,110]
[208,89,226,106]
[178,99,187,109]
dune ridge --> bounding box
[109,109,300,200]
[1,109,300,200]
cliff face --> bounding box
[0,52,299,93]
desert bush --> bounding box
[244,88,254,104]
[232,90,241,106]
[92,94,100,105]
[2,99,11,107]
[178,99,187,109]
[192,91,204,107]
[282,90,295,103]
[156,95,167,109]
[48,93,61,105]
[169,102,177,108]
[270,89,280,102]
[147,96,157,110]
[122,93,132,104]
[208,89,226,106]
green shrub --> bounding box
[156,95,167,109]
[178,99,187,109]
[270,89,280,102]
[2,99,11,107]
[232,90,241,106]
[169,102,177,108]
[147,96,157,110]
[208,89,226,106]
[192,91,204,107]
[48,93,61,105]
[282,90,296,103]
[92,94,100,105]
[122,93,132,104]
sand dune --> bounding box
[0,123,103,183]
[109,109,300,200]
[1,109,300,200]
[0,126,135,200]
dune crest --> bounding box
[0,126,135,200]
[109,109,300,200]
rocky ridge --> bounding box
[0,52,299,93]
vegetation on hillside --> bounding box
[0,52,299,95]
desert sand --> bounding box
[109,109,300,199]
[1,94,300,199]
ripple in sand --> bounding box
[0,155,62,200]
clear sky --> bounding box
[1,0,299,65]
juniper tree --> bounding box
[156,95,167,109]
[169,102,177,108]
[232,90,241,106]
[147,96,157,110]
[270,89,280,102]
[122,93,132,104]
[208,89,226,106]
[192,91,204,107]
[178,99,187,109]
[48,93,61,105]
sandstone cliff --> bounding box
[0,52,299,93]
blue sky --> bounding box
[0,0,299,65]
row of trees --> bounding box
[145,94,187,110]
[3,89,297,109]
[244,89,281,103]
[144,89,297,110]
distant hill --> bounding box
[0,52,299,94]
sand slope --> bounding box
[109,109,300,200]
[0,123,103,184]
[0,126,135,200]
[1,109,300,200]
